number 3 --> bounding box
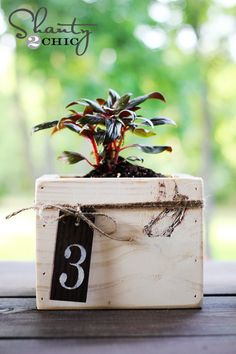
[59,244,87,290]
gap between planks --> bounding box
[0,296,236,339]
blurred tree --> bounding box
[1,0,236,257]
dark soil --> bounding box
[85,158,165,178]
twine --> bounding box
[6,204,123,242]
[6,199,203,241]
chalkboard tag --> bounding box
[50,209,94,303]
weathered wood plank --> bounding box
[36,176,203,309]
[0,297,235,338]
[1,337,236,354]
[36,175,203,205]
[0,261,236,297]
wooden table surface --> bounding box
[0,260,236,354]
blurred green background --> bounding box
[0,0,236,260]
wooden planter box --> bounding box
[35,175,203,310]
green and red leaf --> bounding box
[65,101,84,109]
[104,119,122,144]
[127,91,166,109]
[136,117,154,128]
[96,98,106,106]
[125,156,144,163]
[63,122,82,133]
[58,151,87,164]
[142,117,176,126]
[132,128,156,137]
[118,110,136,118]
[138,145,172,153]
[79,114,105,125]
[93,128,106,145]
[82,99,105,113]
[121,144,172,154]
[94,128,106,144]
[107,88,120,107]
[83,105,94,115]
[32,120,58,133]
[113,93,132,111]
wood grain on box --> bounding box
[35,175,203,309]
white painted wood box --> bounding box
[35,175,203,310]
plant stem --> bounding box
[114,127,127,163]
[90,136,100,166]
[84,158,96,168]
[119,143,138,152]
